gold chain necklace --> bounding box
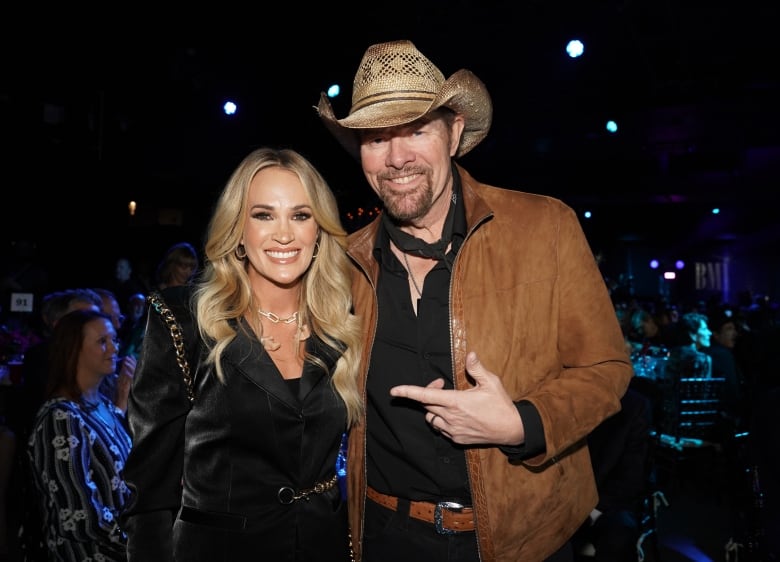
[257,309,299,325]
[402,252,423,297]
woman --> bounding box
[153,241,199,291]
[121,147,362,561]
[27,308,132,562]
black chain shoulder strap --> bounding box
[147,291,195,403]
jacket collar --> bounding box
[221,319,340,408]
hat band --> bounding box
[351,90,438,113]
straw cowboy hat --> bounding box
[317,39,493,159]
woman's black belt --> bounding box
[178,474,339,530]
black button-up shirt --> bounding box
[365,186,471,504]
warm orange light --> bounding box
[128,201,137,216]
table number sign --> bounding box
[10,292,34,312]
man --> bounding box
[316,40,632,561]
[703,309,746,427]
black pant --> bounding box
[363,497,573,562]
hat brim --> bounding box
[317,69,492,159]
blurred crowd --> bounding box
[0,237,777,560]
[0,242,199,561]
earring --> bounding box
[235,244,247,259]
[311,241,320,259]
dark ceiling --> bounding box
[2,0,778,288]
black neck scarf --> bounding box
[382,191,456,261]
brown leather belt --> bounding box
[366,486,475,534]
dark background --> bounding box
[2,0,778,304]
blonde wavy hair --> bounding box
[193,147,363,426]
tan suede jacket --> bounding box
[345,165,633,562]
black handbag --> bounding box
[147,291,194,403]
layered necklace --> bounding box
[257,309,299,325]
[256,307,307,351]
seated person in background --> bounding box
[703,310,747,428]
[117,292,148,360]
[27,308,132,562]
[628,307,671,356]
[572,388,653,561]
[19,288,103,438]
[665,312,713,380]
[93,288,136,413]
[152,241,199,291]
[663,312,728,444]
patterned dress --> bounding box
[27,396,132,562]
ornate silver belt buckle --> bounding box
[434,501,465,534]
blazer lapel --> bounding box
[221,319,343,407]
[298,336,340,401]
[222,321,297,409]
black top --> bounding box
[366,174,473,502]
[120,285,351,562]
[367,223,470,503]
[365,172,545,504]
